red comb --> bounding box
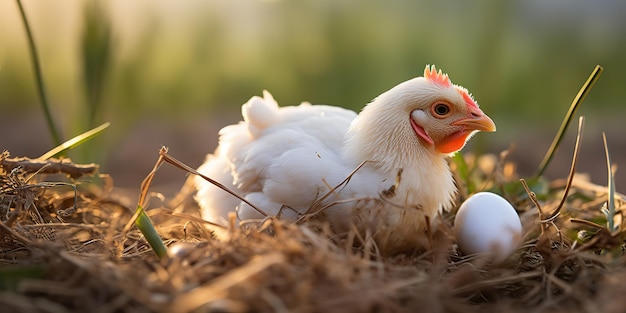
[424,65,452,88]
[458,88,479,110]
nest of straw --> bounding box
[1,148,625,313]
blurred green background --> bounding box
[1,0,625,189]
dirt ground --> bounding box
[2,110,624,195]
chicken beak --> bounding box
[452,112,496,132]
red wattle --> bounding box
[436,131,470,154]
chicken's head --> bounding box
[346,65,496,170]
[408,65,496,155]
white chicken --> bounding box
[195,65,496,254]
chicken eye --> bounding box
[431,103,451,118]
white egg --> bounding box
[454,192,522,261]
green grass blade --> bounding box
[602,133,617,232]
[38,122,110,160]
[81,0,112,128]
[16,0,62,146]
[534,65,603,178]
[134,204,168,259]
